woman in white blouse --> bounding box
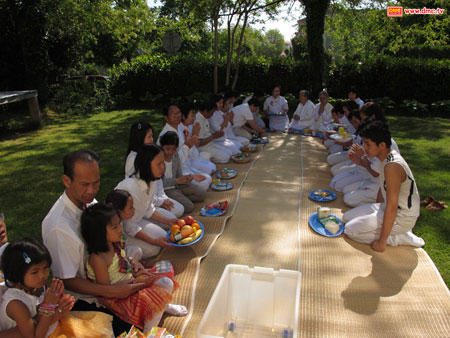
[263,85,289,131]
[313,90,333,132]
[116,144,177,259]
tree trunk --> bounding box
[213,12,219,93]
[303,0,330,96]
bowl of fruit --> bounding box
[232,153,251,163]
[167,216,204,246]
[240,144,257,153]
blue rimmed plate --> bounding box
[166,221,204,247]
[216,169,237,179]
[308,213,344,237]
[200,205,227,217]
[308,189,337,202]
[211,181,233,191]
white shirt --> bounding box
[340,115,356,134]
[231,103,254,128]
[263,95,288,114]
[125,151,136,178]
[195,112,212,139]
[208,110,227,141]
[115,178,156,237]
[153,179,169,207]
[355,97,364,108]
[292,100,315,124]
[158,123,190,168]
[314,102,333,123]
[42,192,97,303]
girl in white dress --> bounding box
[0,238,76,337]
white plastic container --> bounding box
[196,264,301,338]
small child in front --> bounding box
[81,203,187,333]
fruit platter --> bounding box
[216,168,238,179]
[167,216,204,246]
[232,153,251,163]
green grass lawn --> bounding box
[1,111,449,287]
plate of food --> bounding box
[308,189,337,202]
[329,133,353,143]
[240,144,257,153]
[200,201,228,217]
[251,137,270,144]
[216,168,237,179]
[308,213,344,237]
[167,217,204,246]
[211,180,233,191]
[232,153,251,163]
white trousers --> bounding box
[233,126,253,141]
[327,150,349,166]
[189,152,216,175]
[328,144,344,154]
[343,203,423,247]
[331,160,356,176]
[290,119,315,130]
[126,219,167,259]
[199,143,231,163]
[214,138,241,155]
[156,196,184,218]
[343,178,379,208]
[330,167,371,192]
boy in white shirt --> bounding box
[348,87,364,108]
[343,121,424,251]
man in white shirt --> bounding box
[231,98,266,140]
[348,87,364,108]
[243,89,266,128]
[195,101,232,163]
[157,104,210,191]
[42,150,143,335]
[290,90,315,131]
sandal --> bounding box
[425,200,448,211]
[420,196,434,207]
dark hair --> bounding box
[180,103,195,118]
[365,103,386,123]
[162,104,179,117]
[63,150,100,180]
[200,100,217,113]
[359,120,392,148]
[348,86,358,96]
[1,237,52,285]
[126,122,154,157]
[247,98,260,107]
[160,131,179,147]
[224,90,240,101]
[209,94,224,105]
[348,110,361,122]
[272,84,281,91]
[332,101,344,115]
[105,189,131,212]
[81,203,117,254]
[343,100,359,112]
[134,143,163,184]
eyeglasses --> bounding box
[0,213,4,222]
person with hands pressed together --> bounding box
[160,131,207,214]
[116,144,179,258]
[343,121,425,252]
[195,100,232,163]
[42,150,144,336]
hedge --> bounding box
[110,55,310,104]
[327,56,450,104]
[110,54,450,105]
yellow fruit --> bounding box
[192,222,200,231]
[178,236,194,244]
[192,229,202,240]
[181,225,194,238]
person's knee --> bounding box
[155,277,174,294]
[344,193,359,208]
[183,200,194,214]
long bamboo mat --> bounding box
[149,133,450,337]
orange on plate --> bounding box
[170,225,180,234]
